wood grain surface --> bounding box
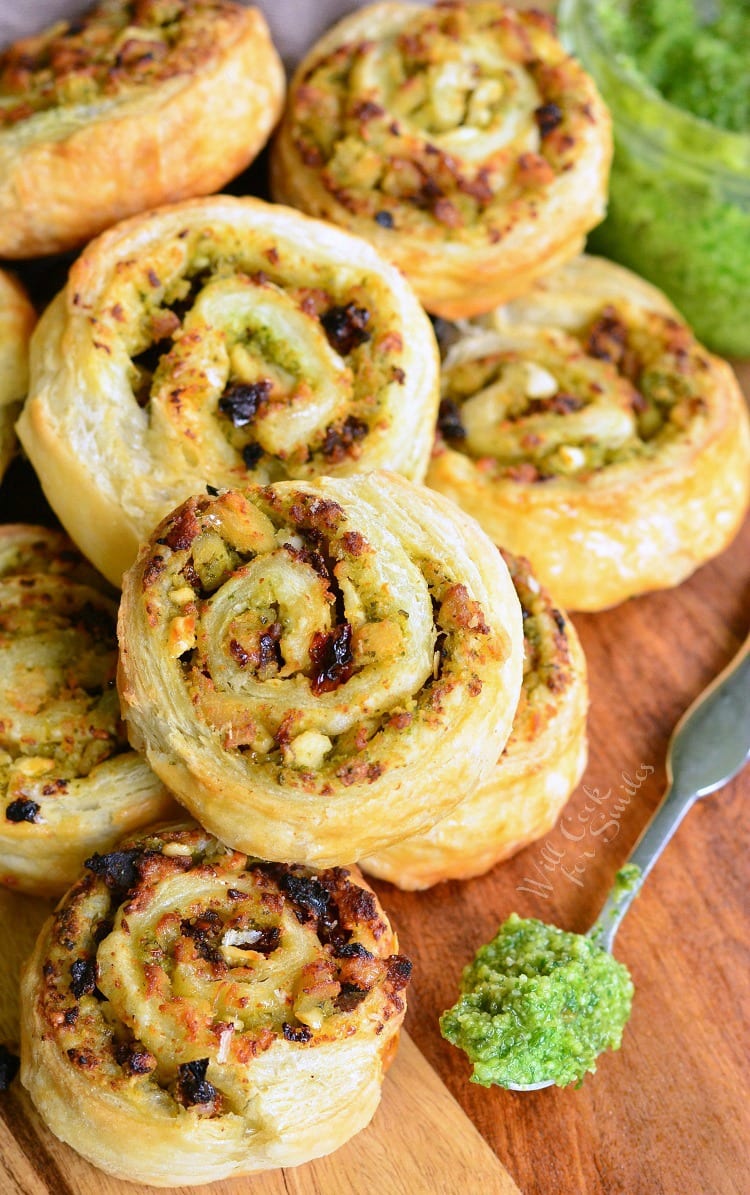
[0,348,747,1193]
[0,1031,519,1195]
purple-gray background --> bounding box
[0,2,428,67]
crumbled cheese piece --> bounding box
[249,727,276,755]
[283,731,332,770]
[524,362,558,399]
[352,619,403,665]
[216,1025,234,1064]
[557,445,586,470]
[222,928,262,949]
[168,614,196,657]
[170,586,195,606]
[220,929,269,967]
[293,1001,326,1031]
[14,756,54,777]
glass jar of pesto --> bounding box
[559,0,750,358]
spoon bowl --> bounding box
[506,630,750,1091]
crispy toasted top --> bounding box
[0,0,249,127]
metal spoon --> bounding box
[509,628,750,1091]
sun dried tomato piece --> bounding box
[320,304,371,355]
[309,624,354,694]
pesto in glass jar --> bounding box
[559,0,750,358]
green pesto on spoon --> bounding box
[442,630,750,1091]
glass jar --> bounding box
[558,0,750,359]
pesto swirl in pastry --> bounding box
[0,0,285,258]
[19,196,440,586]
[0,523,110,592]
[271,0,611,319]
[361,549,588,888]
[117,474,523,866]
[0,531,175,895]
[0,270,35,484]
[428,256,750,610]
[20,823,411,1185]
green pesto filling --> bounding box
[508,555,569,704]
[442,316,701,481]
[124,242,392,479]
[440,913,633,1088]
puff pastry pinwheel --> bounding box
[20,822,412,1185]
[18,195,440,586]
[0,0,284,259]
[0,532,176,896]
[1,887,53,1055]
[427,255,750,611]
[0,522,110,591]
[0,269,35,483]
[117,474,523,865]
[361,549,587,888]
[271,0,611,319]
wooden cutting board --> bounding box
[0,1030,519,1195]
[0,805,518,1195]
[0,829,518,1195]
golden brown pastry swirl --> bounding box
[117,473,523,865]
[361,549,588,888]
[0,527,175,895]
[20,822,410,1185]
[0,1,285,257]
[428,256,750,610]
[18,196,440,586]
[271,0,611,318]
[0,523,109,591]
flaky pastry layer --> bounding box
[0,527,175,895]
[361,549,587,887]
[428,256,750,610]
[271,1,611,318]
[117,473,523,865]
[21,823,410,1185]
[0,887,54,1052]
[0,0,285,257]
[0,270,36,483]
[18,195,440,586]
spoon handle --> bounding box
[592,630,750,953]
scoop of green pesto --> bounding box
[612,863,641,900]
[597,0,750,133]
[440,913,633,1089]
